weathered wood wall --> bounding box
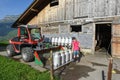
[28,0,120,24]
[27,0,120,53]
[37,0,65,23]
[74,0,88,18]
[42,26,59,34]
[112,24,120,57]
[28,16,38,25]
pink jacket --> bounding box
[72,40,80,51]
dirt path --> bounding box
[60,52,120,80]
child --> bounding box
[72,37,80,62]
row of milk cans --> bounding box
[51,37,72,47]
[53,50,73,69]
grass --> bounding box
[0,41,9,46]
[0,56,52,80]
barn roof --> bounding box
[12,0,50,28]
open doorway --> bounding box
[95,23,111,55]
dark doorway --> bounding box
[95,24,111,55]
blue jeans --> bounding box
[73,50,79,56]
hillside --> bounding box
[0,29,17,42]
[0,15,19,36]
[0,15,19,43]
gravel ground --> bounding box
[0,47,120,80]
[60,52,120,80]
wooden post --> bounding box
[107,58,113,80]
[50,50,54,80]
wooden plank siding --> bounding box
[38,0,66,23]
[112,24,120,57]
[74,0,88,18]
[26,0,120,55]
[28,15,38,25]
[28,0,120,25]
[65,0,74,20]
[116,0,120,15]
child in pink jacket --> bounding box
[72,37,80,62]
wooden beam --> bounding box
[50,50,54,80]
[31,8,39,12]
[18,0,39,22]
[107,58,113,80]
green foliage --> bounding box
[0,56,51,80]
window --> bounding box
[20,27,28,38]
[70,25,82,32]
[50,0,59,7]
[20,27,28,36]
[30,29,41,39]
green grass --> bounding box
[0,41,9,46]
[0,56,51,80]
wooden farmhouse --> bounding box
[12,0,120,57]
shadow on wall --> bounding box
[61,63,96,80]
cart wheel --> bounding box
[6,44,15,57]
[21,47,34,62]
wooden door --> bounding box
[112,24,120,57]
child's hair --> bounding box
[72,37,76,40]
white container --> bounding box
[54,37,58,46]
[51,37,55,45]
[68,37,72,47]
[65,37,69,46]
[69,50,73,61]
[65,51,70,63]
[60,52,65,65]
[58,53,61,66]
[58,37,61,46]
[53,52,60,69]
[61,37,65,46]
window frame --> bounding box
[70,25,82,32]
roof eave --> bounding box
[12,0,50,28]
